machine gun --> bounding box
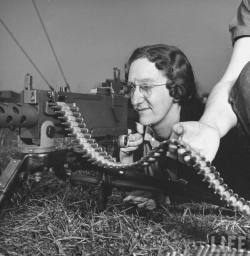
[0,70,185,210]
[0,68,180,210]
[0,0,170,210]
[0,70,138,210]
[1,74,250,216]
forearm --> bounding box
[200,81,237,138]
[200,37,250,138]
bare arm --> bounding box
[172,37,250,161]
[201,37,250,137]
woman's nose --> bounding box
[131,86,144,105]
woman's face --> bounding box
[128,58,175,127]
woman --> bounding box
[119,44,209,209]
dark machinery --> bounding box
[1,73,250,215]
[0,70,173,210]
[0,70,134,209]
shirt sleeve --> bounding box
[229,0,250,43]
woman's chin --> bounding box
[139,116,154,126]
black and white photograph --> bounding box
[1,0,250,255]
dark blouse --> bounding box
[134,96,250,203]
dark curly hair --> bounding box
[127,44,198,104]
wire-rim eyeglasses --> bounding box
[125,82,166,98]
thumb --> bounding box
[127,129,132,135]
[171,123,184,139]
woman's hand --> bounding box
[171,121,220,161]
[119,129,143,163]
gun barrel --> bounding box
[0,103,38,128]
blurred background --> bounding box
[0,0,241,95]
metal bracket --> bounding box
[0,158,22,203]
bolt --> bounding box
[46,125,55,138]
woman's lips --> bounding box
[137,108,150,112]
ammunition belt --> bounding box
[163,244,250,255]
[53,102,250,216]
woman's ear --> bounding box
[173,84,185,102]
[167,83,185,103]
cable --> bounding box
[32,0,71,92]
[0,17,54,91]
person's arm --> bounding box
[200,37,250,137]
[171,1,250,161]
[172,37,250,161]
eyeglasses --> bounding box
[125,82,166,98]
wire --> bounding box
[32,0,71,92]
[0,17,54,91]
